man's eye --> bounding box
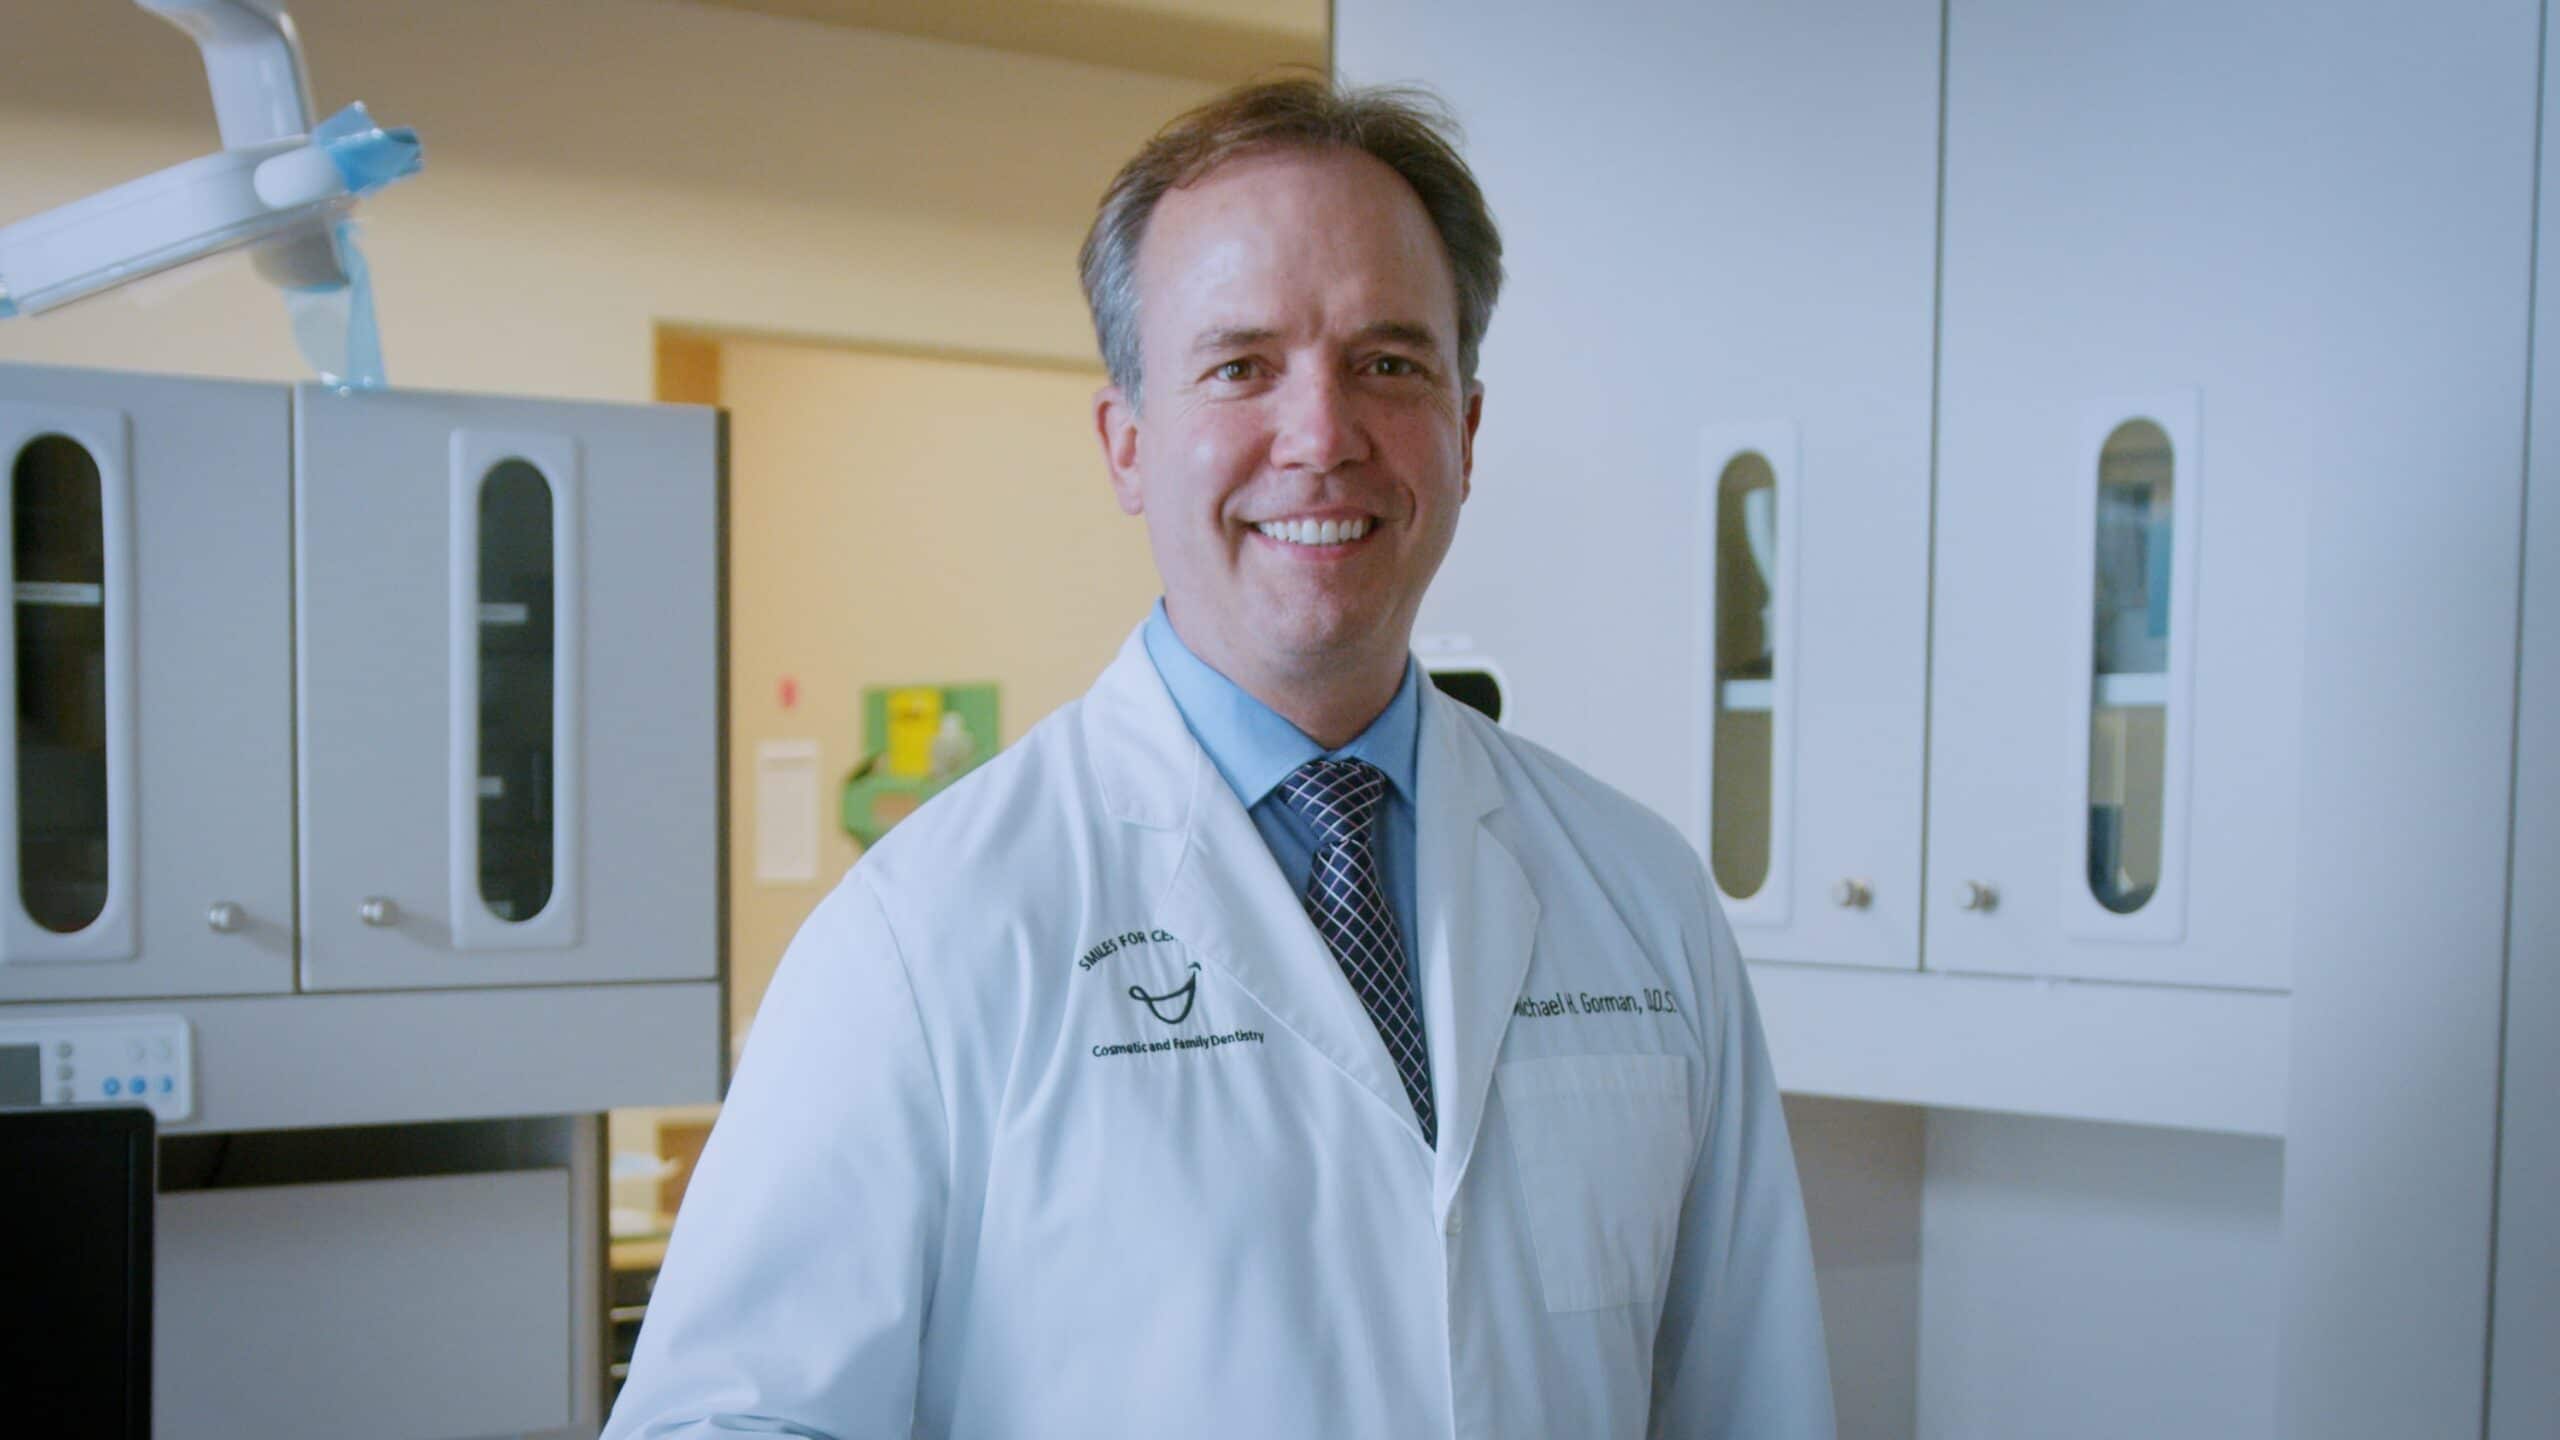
[1371,355,1420,377]
[1213,360,1258,382]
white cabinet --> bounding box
[1920,0,2532,992]
[296,386,721,992]
[1344,3,2540,1432]
[1928,1,2299,990]
[1,367,295,1002]
[1339,0,2540,1125]
[1,363,723,1006]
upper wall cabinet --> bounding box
[1341,0,1942,974]
[1343,0,2539,1125]
[296,386,722,992]
[0,364,724,1005]
[1923,0,2540,990]
[0,366,295,1002]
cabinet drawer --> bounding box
[158,1169,572,1439]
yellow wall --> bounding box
[710,335,1160,1029]
[0,0,1218,396]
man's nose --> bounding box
[1269,367,1369,473]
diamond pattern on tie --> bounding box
[1278,758,1435,1147]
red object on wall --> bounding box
[779,676,799,710]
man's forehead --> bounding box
[1175,141,1409,209]
[1145,146,1439,262]
[1136,148,1458,344]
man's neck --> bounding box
[1167,609,1406,750]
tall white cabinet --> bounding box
[1341,1,2542,1436]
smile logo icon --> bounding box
[1129,963,1201,1026]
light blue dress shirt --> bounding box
[1141,600,1422,991]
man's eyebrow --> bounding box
[1185,322,1447,356]
[1351,321,1444,351]
[1189,326,1278,356]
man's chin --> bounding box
[1265,614,1405,674]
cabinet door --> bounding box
[1337,0,1938,974]
[1925,0,2539,987]
[297,386,721,992]
[1685,0,1939,969]
[0,364,294,1001]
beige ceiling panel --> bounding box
[687,0,1328,85]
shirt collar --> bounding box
[1141,598,1422,810]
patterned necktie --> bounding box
[1277,758,1435,1147]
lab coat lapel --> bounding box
[1413,687,1540,1215]
[1085,627,1432,1148]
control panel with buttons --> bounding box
[0,1014,193,1123]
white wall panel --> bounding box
[1788,1097,1922,1440]
[2489,7,2560,1428]
[1916,1112,2283,1440]
[2273,0,2540,1430]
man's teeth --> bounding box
[1254,517,1373,546]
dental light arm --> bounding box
[0,1,422,386]
[139,0,318,148]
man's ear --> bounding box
[1459,380,1485,502]
[1095,384,1145,516]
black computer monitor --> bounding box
[0,1103,154,1438]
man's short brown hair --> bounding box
[1078,74,1504,398]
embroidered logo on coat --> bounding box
[1127,962,1201,1026]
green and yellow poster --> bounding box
[841,682,1000,846]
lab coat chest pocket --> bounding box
[1495,1052,1695,1313]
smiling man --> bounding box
[604,79,1835,1440]
[1093,137,1477,750]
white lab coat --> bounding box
[606,628,1834,1439]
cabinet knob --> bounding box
[358,896,400,928]
[1957,881,1999,913]
[1832,879,1873,910]
[206,901,245,934]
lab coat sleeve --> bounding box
[1648,873,1837,1440]
[602,873,950,1440]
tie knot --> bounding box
[1277,758,1387,849]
